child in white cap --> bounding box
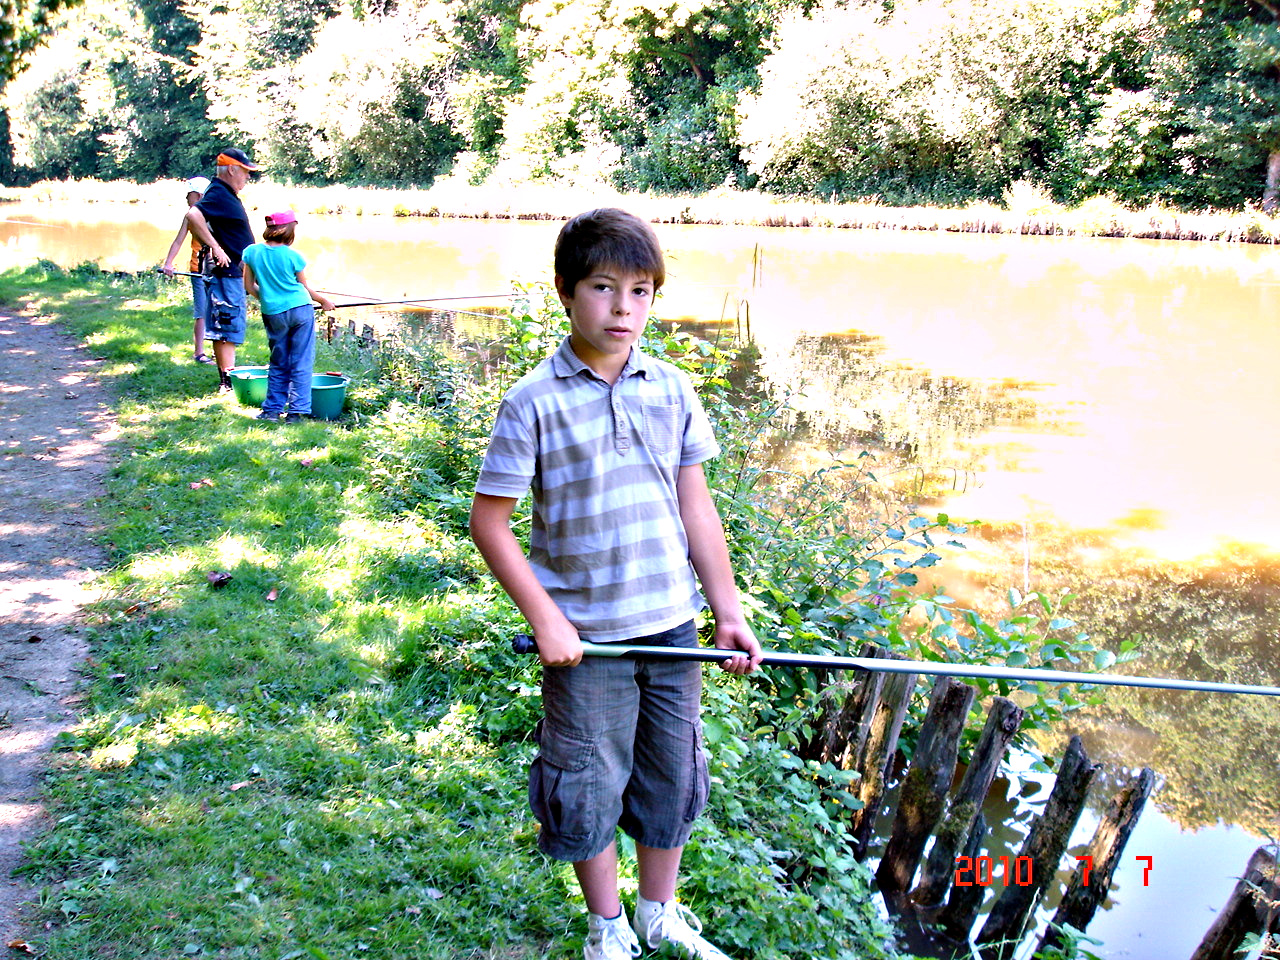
[162,176,215,363]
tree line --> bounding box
[4,0,1280,211]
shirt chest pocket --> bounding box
[642,401,683,463]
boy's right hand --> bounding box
[534,623,584,667]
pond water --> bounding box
[3,200,1278,957]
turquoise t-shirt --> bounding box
[241,243,310,315]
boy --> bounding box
[470,208,762,960]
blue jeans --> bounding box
[190,275,210,321]
[262,304,316,414]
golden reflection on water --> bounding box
[6,205,1278,558]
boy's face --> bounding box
[557,267,655,371]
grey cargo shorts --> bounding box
[529,620,710,863]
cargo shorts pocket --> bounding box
[207,297,237,335]
[528,719,597,844]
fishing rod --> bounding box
[328,293,515,309]
[1,219,63,228]
[510,635,1280,698]
[156,271,508,309]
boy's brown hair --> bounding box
[554,208,665,293]
[263,222,296,245]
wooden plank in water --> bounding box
[976,735,1099,959]
[875,677,976,896]
[850,657,917,860]
[911,696,1025,907]
[1189,845,1280,960]
[1039,767,1156,954]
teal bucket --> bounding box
[310,374,349,421]
[228,365,269,407]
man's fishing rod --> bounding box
[510,635,1280,698]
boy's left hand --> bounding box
[713,622,763,675]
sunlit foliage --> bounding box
[0,0,82,86]
[738,0,1137,205]
[7,0,1280,205]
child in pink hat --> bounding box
[240,210,335,423]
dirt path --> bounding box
[0,311,116,948]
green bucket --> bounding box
[228,365,269,407]
[310,374,349,421]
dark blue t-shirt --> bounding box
[195,178,254,277]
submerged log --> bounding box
[911,696,1025,907]
[850,659,917,860]
[876,677,976,897]
[976,735,1099,960]
[1190,845,1280,960]
[1039,767,1156,954]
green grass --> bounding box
[0,262,903,960]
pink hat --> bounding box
[265,210,298,226]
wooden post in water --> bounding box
[850,657,917,860]
[938,812,989,941]
[911,696,1025,907]
[808,643,887,768]
[1038,767,1156,955]
[1190,845,1280,960]
[875,677,976,897]
[976,735,1099,960]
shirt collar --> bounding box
[551,336,653,381]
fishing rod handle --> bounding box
[511,634,742,663]
[512,634,537,655]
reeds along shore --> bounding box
[5,178,1280,244]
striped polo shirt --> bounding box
[475,337,721,641]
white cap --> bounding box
[185,176,211,195]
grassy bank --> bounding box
[0,264,913,960]
[6,178,1280,243]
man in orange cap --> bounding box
[185,147,261,392]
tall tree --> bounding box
[1,0,83,86]
[1152,0,1280,209]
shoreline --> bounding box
[4,178,1280,243]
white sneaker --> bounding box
[585,910,641,960]
[632,900,733,960]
